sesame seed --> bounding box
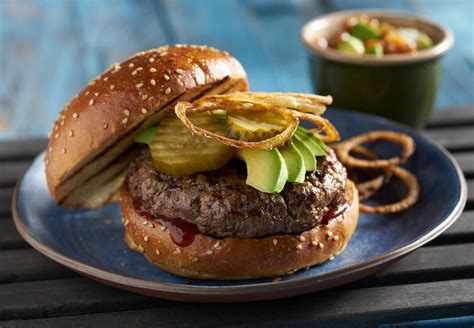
[155,249,160,256]
[150,79,156,86]
[160,226,166,231]
[141,108,147,114]
[149,57,155,63]
[175,69,184,74]
[165,87,171,94]
[149,222,155,228]
[72,112,78,119]
[326,231,334,238]
[54,125,58,131]
[333,235,339,241]
[273,277,282,282]
[123,109,130,116]
[296,244,303,250]
[124,219,130,226]
[129,63,134,68]
[69,130,74,137]
[329,255,335,261]
[163,74,170,80]
[206,250,213,255]
[89,99,94,106]
[214,241,221,249]
[141,94,148,100]
[103,123,108,130]
[61,148,67,154]
[136,83,143,88]
[142,220,148,225]
[137,67,143,71]
[60,120,65,126]
[318,242,324,249]
[103,77,109,81]
[137,244,144,252]
[311,240,318,246]
[144,236,149,242]
[191,257,198,262]
[45,159,49,165]
[299,236,306,242]
[85,91,90,95]
[175,247,182,254]
[95,92,100,97]
[159,52,167,57]
[132,70,138,76]
[48,147,52,153]
[272,239,278,246]
[122,117,128,124]
[54,133,59,139]
[149,68,157,73]
[110,85,115,90]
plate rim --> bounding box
[12,111,467,301]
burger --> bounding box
[45,45,358,280]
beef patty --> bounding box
[126,148,347,238]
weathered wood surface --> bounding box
[0,0,472,140]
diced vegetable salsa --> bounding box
[324,15,434,57]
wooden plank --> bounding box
[443,210,474,236]
[453,152,474,176]
[429,210,474,245]
[0,278,172,320]
[0,219,28,250]
[428,107,474,128]
[0,160,31,187]
[1,279,472,326]
[0,249,75,283]
[0,243,472,310]
[0,188,13,216]
[423,127,474,151]
[468,180,474,207]
[365,243,474,287]
[0,139,46,161]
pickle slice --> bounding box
[227,111,286,141]
[148,113,235,176]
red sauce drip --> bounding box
[322,198,349,225]
[134,201,198,247]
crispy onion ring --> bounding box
[334,131,415,169]
[192,96,340,143]
[359,165,420,214]
[198,92,332,115]
[349,146,392,201]
[293,112,340,142]
[175,101,299,150]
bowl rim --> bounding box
[301,9,454,66]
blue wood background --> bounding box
[0,0,473,140]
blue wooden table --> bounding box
[0,0,473,140]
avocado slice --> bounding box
[236,148,288,193]
[350,22,381,41]
[295,128,327,156]
[134,126,158,144]
[279,142,305,183]
[337,35,365,55]
[293,134,316,172]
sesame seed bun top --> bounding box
[45,45,248,208]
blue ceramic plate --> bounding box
[13,109,466,302]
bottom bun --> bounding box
[120,180,359,280]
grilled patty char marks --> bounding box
[126,149,346,238]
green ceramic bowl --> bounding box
[301,10,454,128]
